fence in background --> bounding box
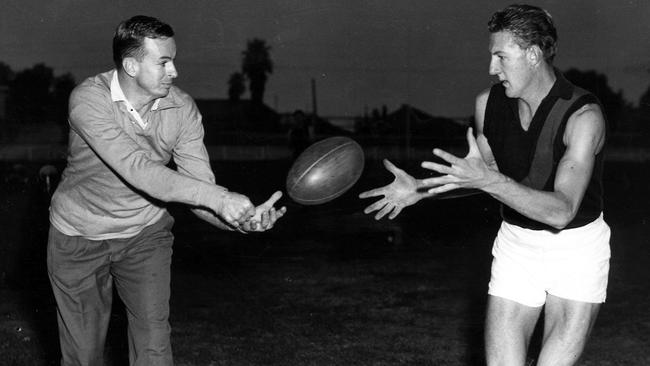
[1,142,649,163]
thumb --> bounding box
[260,191,283,210]
[465,127,481,157]
[383,159,403,175]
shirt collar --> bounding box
[110,71,149,129]
[110,71,161,111]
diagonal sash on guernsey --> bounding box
[521,86,590,190]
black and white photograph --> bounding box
[0,1,649,365]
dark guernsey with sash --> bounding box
[483,70,606,231]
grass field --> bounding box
[0,159,648,365]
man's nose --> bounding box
[488,58,499,76]
[167,62,178,78]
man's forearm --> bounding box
[191,207,234,231]
[416,179,482,201]
[482,172,574,229]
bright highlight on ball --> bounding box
[286,136,365,205]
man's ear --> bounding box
[527,45,543,66]
[122,57,138,77]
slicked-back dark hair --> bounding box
[112,15,174,69]
[488,4,557,63]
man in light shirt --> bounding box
[47,15,285,365]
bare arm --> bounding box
[473,88,499,172]
[481,104,605,228]
[358,91,493,220]
[422,91,605,230]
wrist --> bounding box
[207,184,228,199]
[196,183,229,214]
[482,170,508,192]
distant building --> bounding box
[356,103,467,143]
[324,116,356,133]
[194,99,281,145]
[196,99,279,131]
[196,99,350,146]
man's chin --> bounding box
[503,86,517,98]
[156,88,171,98]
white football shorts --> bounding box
[488,213,611,307]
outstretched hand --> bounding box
[358,159,425,220]
[420,127,496,194]
[240,191,287,232]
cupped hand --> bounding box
[240,191,287,232]
[213,191,255,229]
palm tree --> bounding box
[241,39,273,105]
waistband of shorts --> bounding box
[501,212,605,235]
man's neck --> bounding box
[116,71,155,112]
[518,64,557,115]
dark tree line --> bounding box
[1,57,648,136]
[0,61,76,125]
[638,80,650,129]
[563,68,630,133]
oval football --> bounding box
[286,136,365,205]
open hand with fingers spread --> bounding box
[240,191,287,232]
[358,159,430,220]
[420,128,499,195]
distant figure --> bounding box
[288,109,312,158]
[360,4,609,365]
[46,16,286,365]
[38,164,58,195]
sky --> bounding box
[1,0,649,118]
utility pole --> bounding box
[311,78,318,116]
[309,78,317,141]
[405,26,412,160]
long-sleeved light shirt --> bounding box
[50,70,225,240]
